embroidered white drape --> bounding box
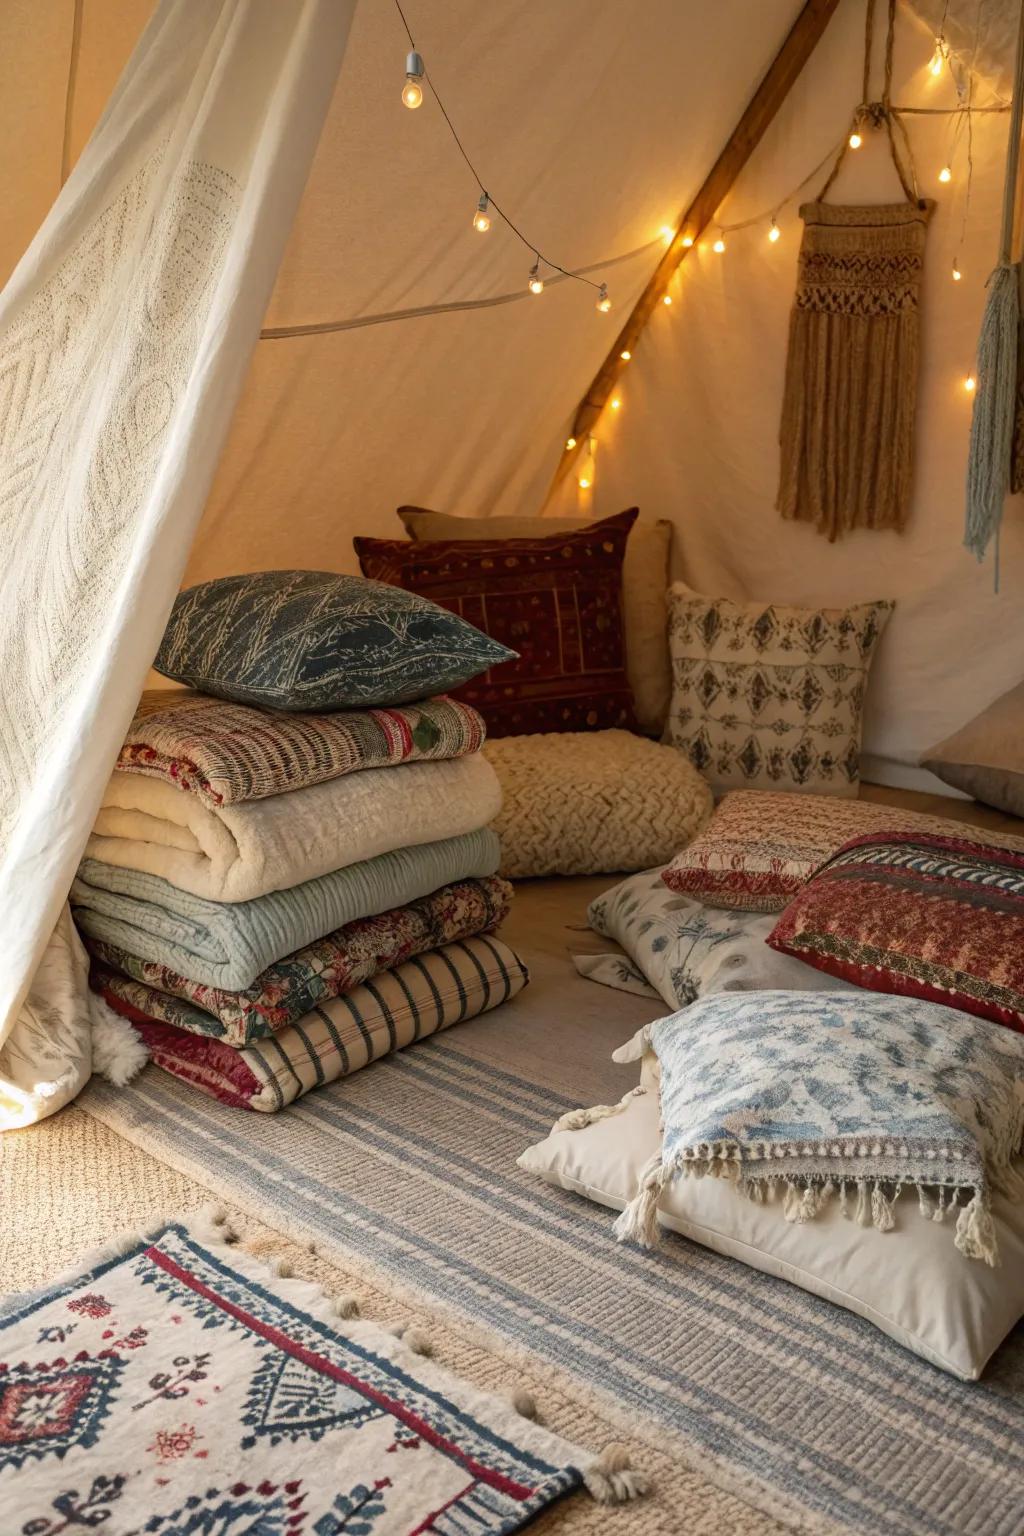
[0,0,355,1126]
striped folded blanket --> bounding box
[121,691,486,806]
[87,753,502,903]
[95,936,529,1111]
[72,829,501,992]
[87,875,513,1045]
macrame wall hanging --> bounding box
[777,0,933,542]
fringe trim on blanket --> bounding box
[612,1157,1001,1266]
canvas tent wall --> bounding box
[3,0,1020,790]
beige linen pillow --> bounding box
[398,506,673,736]
[663,584,892,796]
[922,680,1024,816]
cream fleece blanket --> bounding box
[85,754,502,903]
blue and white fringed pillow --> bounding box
[612,990,1024,1266]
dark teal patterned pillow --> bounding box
[154,571,516,711]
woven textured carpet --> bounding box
[75,876,1024,1536]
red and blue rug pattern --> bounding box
[0,1219,587,1534]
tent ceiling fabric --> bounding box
[0,0,1021,797]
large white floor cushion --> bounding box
[518,1088,1024,1381]
[485,730,712,878]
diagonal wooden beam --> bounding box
[548,0,841,496]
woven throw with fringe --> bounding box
[778,199,933,541]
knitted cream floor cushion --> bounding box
[519,1086,1024,1381]
[398,509,673,736]
[484,731,712,878]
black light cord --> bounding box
[393,0,603,293]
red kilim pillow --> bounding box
[355,509,638,738]
[768,828,1024,1033]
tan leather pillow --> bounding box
[398,506,672,736]
[922,681,1024,817]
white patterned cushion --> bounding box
[663,584,892,796]
[585,866,851,1010]
[485,731,712,878]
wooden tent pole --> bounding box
[546,0,841,498]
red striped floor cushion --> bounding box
[768,830,1024,1032]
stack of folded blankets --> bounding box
[72,690,526,1111]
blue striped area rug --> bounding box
[80,1037,1024,1536]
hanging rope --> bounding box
[816,0,920,204]
[964,4,1024,582]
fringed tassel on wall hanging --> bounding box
[967,5,1024,575]
[777,0,933,541]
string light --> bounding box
[768,217,781,243]
[660,226,675,246]
[402,49,425,108]
[952,257,962,281]
[938,164,952,183]
[527,260,544,296]
[472,193,491,232]
[662,293,672,305]
[929,38,947,77]
[964,373,976,392]
[565,436,577,450]
[848,129,863,149]
[393,0,609,314]
[610,396,621,410]
[620,349,632,360]
[596,283,612,312]
[712,234,726,254]
[681,235,694,248]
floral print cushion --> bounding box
[585,866,850,1012]
[615,989,1024,1267]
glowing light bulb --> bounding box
[565,436,577,450]
[713,235,726,254]
[620,349,631,360]
[596,283,612,313]
[849,130,863,149]
[662,293,672,305]
[402,50,425,109]
[578,476,591,488]
[939,165,952,183]
[528,261,544,295]
[610,397,621,411]
[768,218,781,243]
[964,374,976,392]
[681,234,694,248]
[660,225,674,246]
[952,259,962,281]
[930,39,946,76]
[472,193,491,232]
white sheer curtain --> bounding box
[0,0,356,1126]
